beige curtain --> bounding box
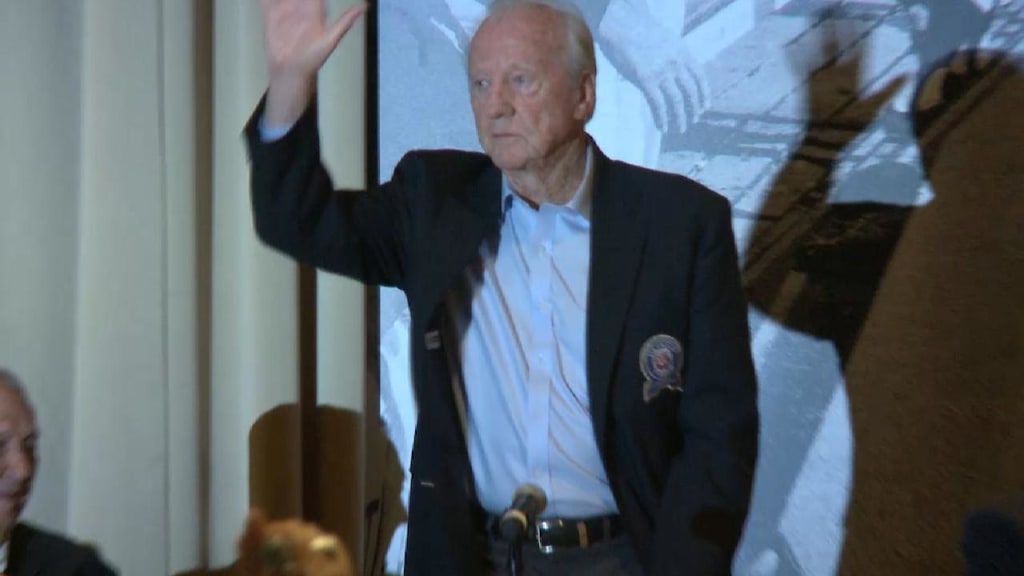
[0,1,373,574]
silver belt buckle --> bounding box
[534,518,593,554]
[535,519,560,555]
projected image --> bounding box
[372,0,1024,574]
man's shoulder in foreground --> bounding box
[11,522,117,576]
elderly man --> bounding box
[247,0,758,574]
[0,369,117,575]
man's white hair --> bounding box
[479,0,597,81]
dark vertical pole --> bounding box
[363,1,383,571]
[300,263,318,521]
[192,0,214,565]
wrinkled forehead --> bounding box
[469,5,567,67]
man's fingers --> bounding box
[322,2,369,53]
[692,68,711,115]
[862,74,908,114]
[663,79,690,134]
[645,84,669,133]
[673,71,700,120]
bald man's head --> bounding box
[0,369,37,540]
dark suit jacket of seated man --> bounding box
[247,0,759,574]
[0,369,117,576]
[6,523,116,576]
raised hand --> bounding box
[261,0,368,126]
[791,10,905,131]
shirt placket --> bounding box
[526,205,556,498]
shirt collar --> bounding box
[0,538,8,571]
[501,142,594,220]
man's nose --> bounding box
[485,82,513,118]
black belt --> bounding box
[488,514,623,553]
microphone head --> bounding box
[499,483,548,542]
[963,509,1024,575]
[513,483,548,512]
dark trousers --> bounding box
[485,530,645,576]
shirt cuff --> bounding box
[258,114,294,142]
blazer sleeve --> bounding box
[243,94,419,290]
[651,194,760,575]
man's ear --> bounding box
[576,70,597,122]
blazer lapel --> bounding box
[587,148,649,454]
[418,161,503,325]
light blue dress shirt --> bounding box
[449,146,618,519]
[259,119,616,519]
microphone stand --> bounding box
[507,535,523,576]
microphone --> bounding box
[963,508,1024,575]
[500,483,548,543]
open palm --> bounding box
[261,0,367,125]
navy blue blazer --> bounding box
[244,96,758,576]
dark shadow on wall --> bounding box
[737,4,1024,575]
[734,11,910,574]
